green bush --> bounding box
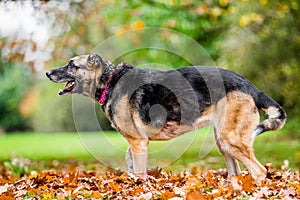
[0,61,31,132]
[31,80,76,133]
[216,1,300,129]
[32,78,111,133]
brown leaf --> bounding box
[1,160,299,199]
[186,190,211,200]
[92,191,104,198]
[161,189,178,199]
[108,181,120,192]
[240,174,256,193]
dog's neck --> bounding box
[99,70,114,105]
[100,61,115,85]
[95,61,115,103]
[95,62,135,105]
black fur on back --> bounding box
[102,64,285,128]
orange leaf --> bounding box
[92,191,104,198]
[161,190,177,199]
[186,190,211,200]
[109,182,120,192]
[241,174,256,193]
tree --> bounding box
[1,0,299,133]
[217,0,300,120]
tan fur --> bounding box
[111,95,149,175]
[113,104,212,141]
[212,91,266,181]
[108,90,267,180]
[49,54,271,180]
[71,55,89,66]
[112,95,138,138]
[147,108,211,140]
[63,55,104,99]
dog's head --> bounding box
[46,53,110,99]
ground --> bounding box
[0,161,299,199]
[0,130,299,199]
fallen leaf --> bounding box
[240,174,256,193]
[0,183,11,195]
[230,176,242,191]
[0,159,299,199]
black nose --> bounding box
[46,71,51,78]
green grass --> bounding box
[0,132,93,160]
[0,128,299,172]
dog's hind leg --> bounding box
[212,97,241,177]
[219,92,267,181]
[220,129,266,181]
[224,155,241,177]
[215,136,241,177]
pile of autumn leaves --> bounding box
[0,161,300,199]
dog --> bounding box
[46,53,286,181]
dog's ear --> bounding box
[87,53,104,69]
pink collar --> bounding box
[99,72,114,105]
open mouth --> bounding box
[59,81,75,96]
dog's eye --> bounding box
[69,61,79,69]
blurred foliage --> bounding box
[32,61,111,132]
[217,0,300,118]
[0,0,299,135]
[0,59,31,132]
[97,0,229,59]
[32,85,76,133]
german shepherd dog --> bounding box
[46,53,286,181]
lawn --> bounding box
[0,127,299,172]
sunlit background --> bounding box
[0,0,299,137]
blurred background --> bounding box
[0,0,299,137]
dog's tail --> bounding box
[253,92,287,137]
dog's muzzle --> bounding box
[46,70,76,96]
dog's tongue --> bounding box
[64,81,73,90]
[59,81,74,96]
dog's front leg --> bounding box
[126,138,149,176]
[126,147,134,173]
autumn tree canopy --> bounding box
[0,0,299,134]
